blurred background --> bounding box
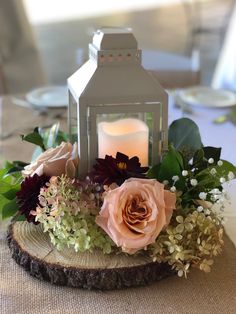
[0,0,235,94]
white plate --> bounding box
[26,86,68,108]
[178,86,236,108]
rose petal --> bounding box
[96,178,176,254]
[22,142,79,178]
[66,159,76,178]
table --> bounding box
[0,95,236,314]
[143,50,200,89]
[0,96,67,162]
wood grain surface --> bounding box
[7,221,174,290]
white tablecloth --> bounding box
[169,94,236,246]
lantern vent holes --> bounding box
[97,51,140,64]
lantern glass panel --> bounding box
[87,103,162,169]
[68,91,78,144]
[97,113,149,166]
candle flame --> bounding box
[117,162,127,170]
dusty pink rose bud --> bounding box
[96,178,176,254]
[22,142,79,178]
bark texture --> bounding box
[7,222,174,290]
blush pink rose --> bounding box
[22,142,79,178]
[96,178,176,254]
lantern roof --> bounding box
[68,28,167,104]
[92,27,137,50]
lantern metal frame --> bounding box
[68,28,168,177]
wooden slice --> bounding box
[7,222,174,290]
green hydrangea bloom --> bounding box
[149,210,224,277]
[35,175,114,254]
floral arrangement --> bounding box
[0,118,235,278]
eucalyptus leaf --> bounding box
[168,118,202,159]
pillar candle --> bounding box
[98,118,149,166]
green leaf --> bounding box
[3,188,19,200]
[147,163,161,179]
[56,130,69,145]
[2,198,19,220]
[12,214,25,222]
[36,123,69,151]
[203,146,221,162]
[3,161,14,172]
[148,146,185,189]
[26,125,69,161]
[0,181,14,194]
[12,161,29,168]
[0,194,9,207]
[0,169,6,179]
[0,180,20,196]
[4,160,28,176]
[5,167,23,176]
[193,149,204,166]
[0,170,11,184]
[0,195,10,219]
[196,160,236,188]
[168,118,202,159]
[191,146,222,174]
[21,129,46,151]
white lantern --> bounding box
[68,28,168,178]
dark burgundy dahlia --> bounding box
[16,174,50,224]
[92,152,149,186]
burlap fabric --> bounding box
[1,97,236,313]
[0,222,236,314]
